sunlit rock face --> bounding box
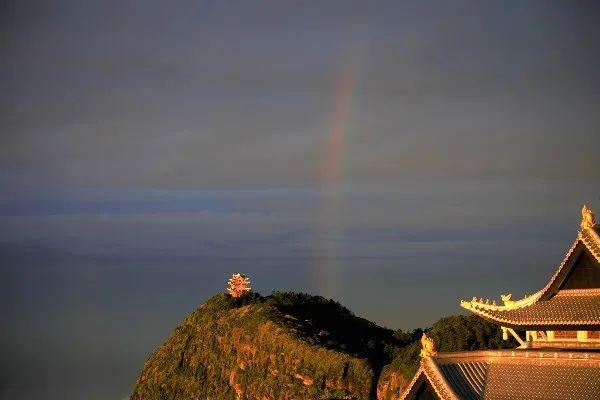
[130,292,403,400]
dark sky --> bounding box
[1,1,600,399]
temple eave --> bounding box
[461,290,600,330]
[462,311,599,332]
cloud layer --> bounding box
[2,1,600,188]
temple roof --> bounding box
[460,206,600,330]
[463,289,600,330]
[401,349,600,400]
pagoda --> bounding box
[227,273,252,298]
[400,205,600,400]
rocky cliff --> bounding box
[131,292,404,400]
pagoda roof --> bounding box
[460,206,600,330]
[400,349,600,400]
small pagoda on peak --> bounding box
[227,273,251,298]
[400,205,600,400]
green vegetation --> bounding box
[131,291,404,400]
[266,292,402,364]
[427,314,510,352]
[131,292,515,400]
[377,315,516,400]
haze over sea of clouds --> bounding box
[1,1,600,399]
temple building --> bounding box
[400,205,600,400]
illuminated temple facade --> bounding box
[400,205,600,400]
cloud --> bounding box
[1,1,599,188]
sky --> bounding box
[1,1,600,399]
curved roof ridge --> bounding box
[580,226,600,263]
[462,206,600,316]
[460,289,544,313]
[399,357,461,400]
[460,217,600,328]
[422,357,460,400]
[536,235,582,298]
[398,364,425,400]
[460,229,590,315]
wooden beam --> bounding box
[506,328,526,348]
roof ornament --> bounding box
[501,293,514,307]
[420,333,437,358]
[581,205,597,230]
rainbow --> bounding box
[314,61,359,297]
[322,64,358,183]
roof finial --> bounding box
[581,205,597,230]
[420,333,437,358]
[501,293,514,307]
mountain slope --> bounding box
[131,292,403,400]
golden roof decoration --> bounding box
[500,293,514,307]
[581,204,597,230]
[420,333,437,358]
